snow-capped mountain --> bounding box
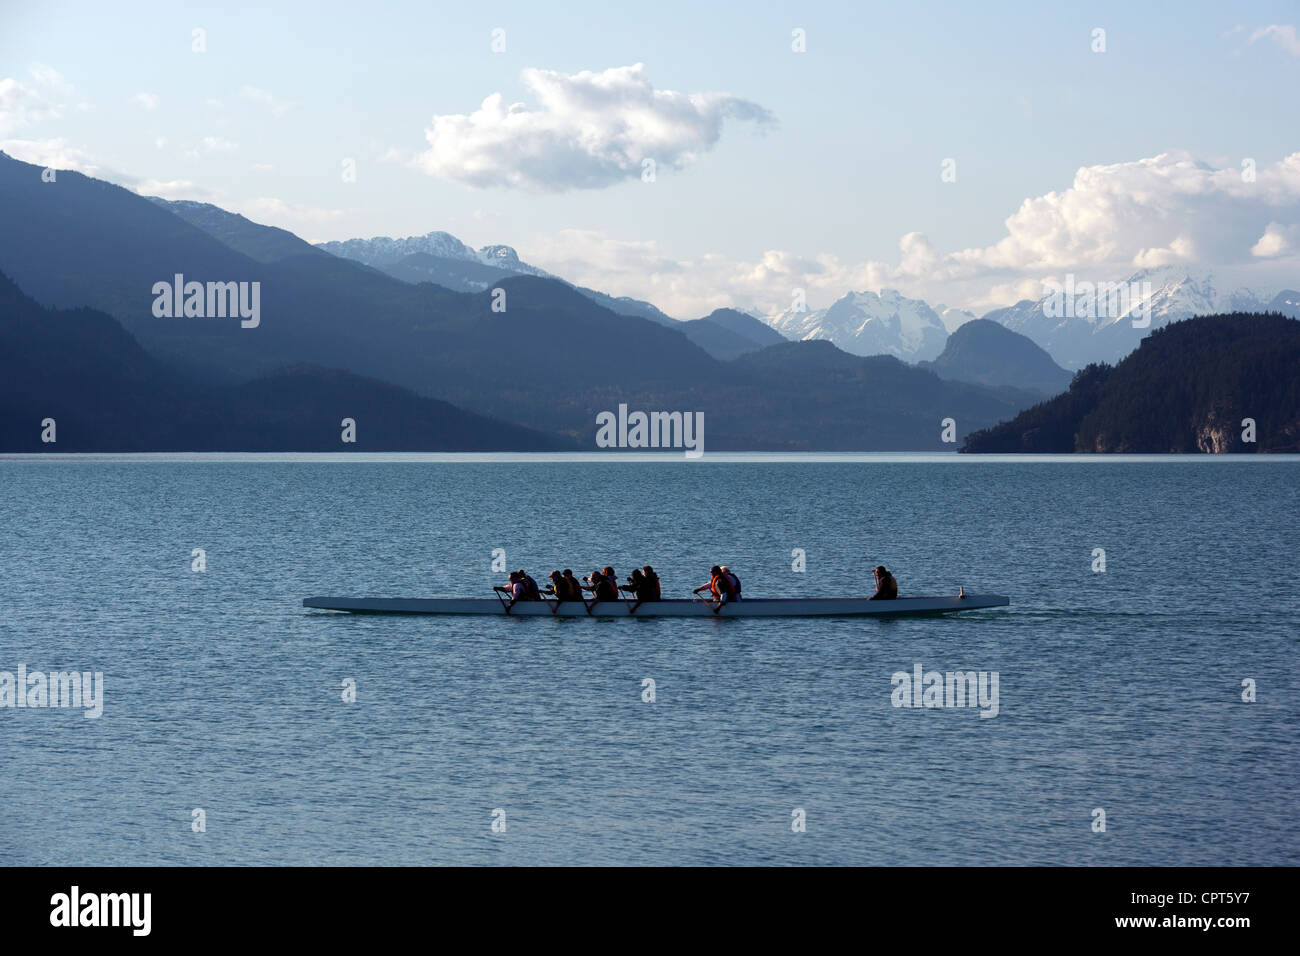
[316,231,484,267]
[768,289,949,361]
[316,231,678,325]
[984,266,1272,368]
[476,244,551,278]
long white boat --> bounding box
[301,593,1010,617]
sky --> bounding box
[2,0,1299,318]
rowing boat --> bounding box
[301,594,1010,617]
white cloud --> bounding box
[134,92,160,111]
[1251,221,1299,258]
[414,63,773,191]
[0,136,100,174]
[240,85,295,116]
[522,151,1300,317]
[1250,24,1300,55]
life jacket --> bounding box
[520,575,541,600]
[712,573,735,598]
[595,575,618,601]
[641,573,661,601]
[725,572,741,597]
[878,573,898,600]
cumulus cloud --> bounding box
[1250,24,1300,55]
[414,63,773,191]
[134,92,160,111]
[1251,221,1299,257]
[523,151,1300,317]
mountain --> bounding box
[700,308,787,348]
[704,341,1038,449]
[920,319,1072,396]
[316,230,678,325]
[316,231,485,268]
[767,289,949,361]
[0,152,1048,450]
[0,270,564,451]
[985,266,1272,369]
[376,251,517,290]
[677,308,788,360]
[962,313,1300,453]
[148,199,327,263]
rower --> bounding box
[546,570,569,600]
[625,568,646,596]
[639,565,661,602]
[693,565,736,605]
[561,569,581,601]
[515,569,541,601]
[720,565,742,601]
[498,570,524,606]
[868,565,898,600]
[584,569,618,601]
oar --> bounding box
[579,578,598,615]
[492,585,515,614]
[618,584,641,615]
[691,590,723,615]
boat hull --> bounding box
[301,595,1010,617]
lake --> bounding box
[1,453,1296,865]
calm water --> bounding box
[1,454,1297,866]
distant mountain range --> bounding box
[315,229,680,328]
[9,149,1292,452]
[312,227,793,360]
[760,268,1297,370]
[981,266,1292,369]
[270,204,1300,377]
[962,313,1300,453]
[0,150,1045,450]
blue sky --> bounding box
[3,0,1299,316]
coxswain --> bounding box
[868,565,898,600]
